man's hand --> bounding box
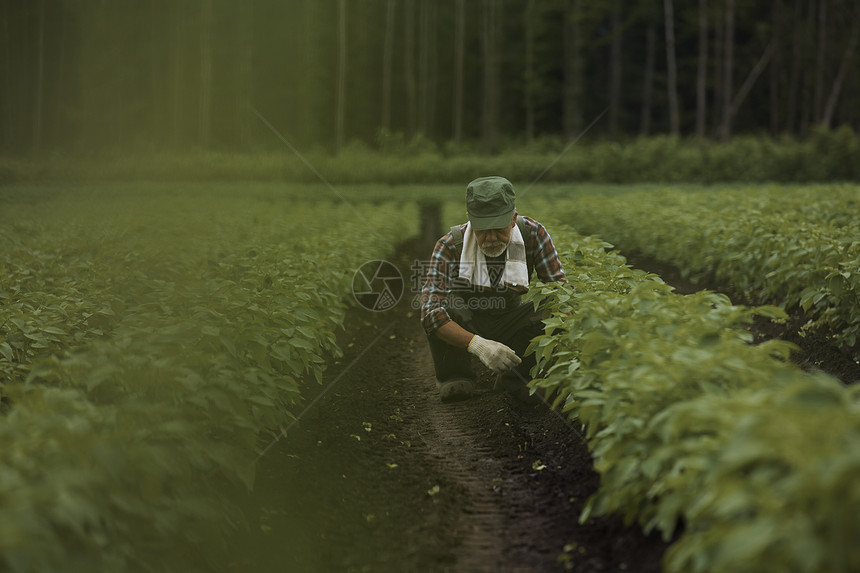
[467,335,521,373]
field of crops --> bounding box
[548,184,860,359]
[519,210,860,572]
[1,182,859,572]
[0,184,416,571]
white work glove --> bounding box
[467,335,521,373]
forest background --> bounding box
[2,0,859,183]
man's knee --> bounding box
[426,331,474,382]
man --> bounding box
[420,176,567,402]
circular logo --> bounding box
[352,260,404,312]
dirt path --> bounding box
[228,240,667,572]
[422,391,508,568]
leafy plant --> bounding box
[0,186,417,572]
[523,220,860,573]
[551,185,860,360]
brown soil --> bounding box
[229,239,668,572]
[226,240,856,573]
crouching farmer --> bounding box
[419,176,567,402]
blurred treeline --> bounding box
[2,0,859,158]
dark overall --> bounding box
[427,219,544,386]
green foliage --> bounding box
[554,184,860,358]
[0,185,417,572]
[523,219,860,573]
[3,129,859,186]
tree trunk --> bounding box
[418,0,429,134]
[236,0,253,148]
[382,0,395,131]
[563,0,584,139]
[149,0,161,143]
[718,0,734,142]
[820,11,859,127]
[335,0,347,154]
[725,40,777,123]
[813,0,827,123]
[609,0,623,139]
[800,0,816,135]
[786,0,802,134]
[427,1,438,137]
[403,0,417,135]
[524,0,536,143]
[770,0,782,134]
[301,0,316,144]
[417,0,437,136]
[171,1,186,145]
[198,0,213,148]
[712,1,723,135]
[51,1,71,149]
[453,0,465,143]
[481,0,500,153]
[640,23,656,136]
[696,0,708,137]
[32,0,46,153]
[663,0,680,136]
[1,1,11,150]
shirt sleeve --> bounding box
[523,217,566,283]
[420,231,459,336]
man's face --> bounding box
[474,213,516,257]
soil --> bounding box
[623,251,860,385]
[228,238,667,573]
[226,239,856,573]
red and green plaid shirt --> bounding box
[420,216,566,335]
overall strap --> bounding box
[449,224,464,250]
[515,215,528,241]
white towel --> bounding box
[458,222,529,293]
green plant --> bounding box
[552,185,860,358]
[522,221,860,573]
[0,185,418,572]
[3,130,858,186]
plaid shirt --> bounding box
[420,216,566,335]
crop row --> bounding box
[550,185,860,359]
[523,221,860,573]
[0,188,416,572]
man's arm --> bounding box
[420,234,458,336]
[438,320,520,372]
[434,320,475,349]
[420,233,520,373]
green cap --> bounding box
[466,176,516,231]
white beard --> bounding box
[479,241,507,257]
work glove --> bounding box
[467,335,521,373]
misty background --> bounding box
[4,0,859,159]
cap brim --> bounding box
[469,210,515,231]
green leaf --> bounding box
[828,274,844,296]
[752,305,787,320]
[42,326,67,336]
[201,325,220,336]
